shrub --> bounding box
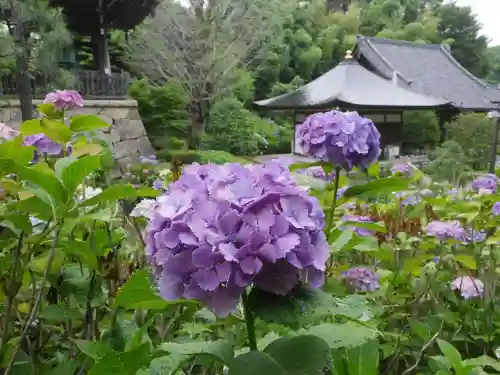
[204,97,259,156]
[401,110,440,152]
[424,140,472,183]
[157,149,251,165]
[446,113,497,170]
[129,78,190,147]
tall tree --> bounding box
[434,1,490,78]
[126,0,293,148]
[0,0,71,120]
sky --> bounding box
[454,0,500,46]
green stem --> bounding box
[325,166,342,241]
[241,290,257,351]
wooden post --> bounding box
[96,0,111,75]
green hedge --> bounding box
[157,149,253,165]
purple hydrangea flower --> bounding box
[299,166,336,181]
[342,267,380,292]
[23,134,72,161]
[43,90,84,110]
[461,229,486,244]
[420,189,434,197]
[152,179,164,190]
[391,163,411,176]
[451,276,484,299]
[493,202,500,217]
[471,174,499,194]
[296,110,381,171]
[426,220,465,241]
[402,195,421,206]
[340,215,375,236]
[337,186,350,200]
[139,154,159,165]
[144,162,329,317]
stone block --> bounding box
[110,127,121,143]
[115,119,147,140]
[114,139,140,159]
[138,136,155,156]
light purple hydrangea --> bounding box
[139,154,159,165]
[461,229,486,244]
[144,162,329,317]
[391,163,411,176]
[426,220,465,241]
[152,180,164,190]
[0,123,19,140]
[493,202,500,217]
[342,267,380,292]
[22,134,72,161]
[420,189,434,197]
[471,174,499,194]
[451,276,484,299]
[340,215,375,236]
[43,89,84,110]
[295,110,381,171]
[337,186,350,200]
[298,166,336,181]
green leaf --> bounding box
[60,155,101,197]
[20,119,43,135]
[115,269,186,310]
[41,118,72,143]
[340,220,386,233]
[463,356,500,372]
[367,162,380,178]
[38,103,57,117]
[124,315,156,352]
[80,184,143,207]
[345,340,379,375]
[0,158,67,205]
[0,213,32,235]
[160,340,234,365]
[71,114,111,132]
[454,255,477,270]
[28,249,66,274]
[437,339,462,371]
[305,322,378,349]
[87,344,151,375]
[247,284,338,328]
[72,339,114,360]
[0,138,35,165]
[330,229,354,251]
[149,355,187,375]
[229,351,286,375]
[39,305,83,323]
[61,240,99,269]
[343,177,410,198]
[43,361,77,375]
[263,335,331,374]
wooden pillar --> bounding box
[96,0,111,75]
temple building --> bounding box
[254,36,500,158]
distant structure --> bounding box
[327,0,350,12]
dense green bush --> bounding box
[446,113,497,170]
[129,79,190,148]
[204,97,260,156]
[401,110,440,152]
[157,148,250,165]
[424,140,472,183]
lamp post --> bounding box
[488,107,500,174]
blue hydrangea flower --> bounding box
[451,276,484,299]
[493,202,500,217]
[144,162,329,316]
[296,110,381,171]
[426,220,465,241]
[472,174,499,194]
[342,267,380,292]
[340,215,375,236]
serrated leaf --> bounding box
[115,269,183,310]
[463,356,500,372]
[38,103,56,117]
[71,115,110,132]
[80,184,152,207]
[149,355,187,375]
[61,240,99,269]
[39,305,83,323]
[0,137,35,165]
[341,221,386,233]
[343,177,409,198]
[40,118,72,143]
[160,340,234,365]
[263,335,331,374]
[20,119,43,135]
[60,155,101,197]
[72,339,115,360]
[72,143,103,157]
[0,213,32,235]
[0,158,67,204]
[305,322,378,349]
[454,255,477,270]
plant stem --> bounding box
[4,223,63,375]
[241,289,257,351]
[1,232,24,351]
[325,166,342,241]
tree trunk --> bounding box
[12,11,33,121]
[188,100,206,150]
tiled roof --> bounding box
[254,57,450,111]
[355,35,500,110]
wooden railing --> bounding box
[0,70,131,99]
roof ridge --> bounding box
[360,35,444,49]
[356,35,410,83]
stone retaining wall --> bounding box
[0,99,153,168]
